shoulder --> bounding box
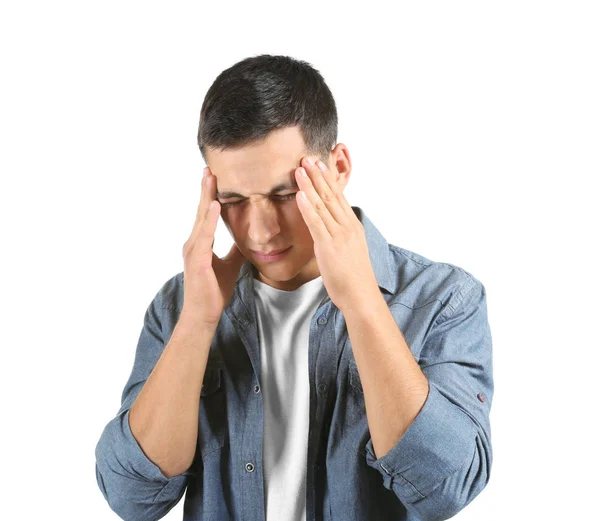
[386,244,484,314]
[150,271,185,311]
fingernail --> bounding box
[203,167,209,177]
[305,156,315,167]
[317,160,327,172]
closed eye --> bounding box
[220,193,297,209]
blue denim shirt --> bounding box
[95,206,494,521]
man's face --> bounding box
[205,125,349,292]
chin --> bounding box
[252,260,299,279]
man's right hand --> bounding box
[180,166,246,327]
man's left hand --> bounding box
[294,156,380,313]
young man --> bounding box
[95,55,494,521]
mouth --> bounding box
[251,246,292,262]
[253,247,289,256]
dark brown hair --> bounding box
[198,54,338,164]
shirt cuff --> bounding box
[365,382,477,502]
[119,408,194,483]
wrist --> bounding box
[177,309,219,335]
[339,287,386,321]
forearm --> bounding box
[129,313,216,478]
[342,292,429,460]
[354,279,493,520]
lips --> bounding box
[253,247,289,256]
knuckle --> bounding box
[321,190,334,203]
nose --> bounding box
[247,199,281,246]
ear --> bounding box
[329,143,352,191]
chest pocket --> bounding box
[198,365,226,457]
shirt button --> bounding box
[317,316,327,325]
[318,383,327,394]
[477,393,485,402]
[245,462,255,472]
[254,384,260,394]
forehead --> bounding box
[206,126,308,195]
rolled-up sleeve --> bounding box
[365,277,493,521]
[94,285,193,521]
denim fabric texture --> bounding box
[95,205,494,521]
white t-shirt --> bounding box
[253,275,328,521]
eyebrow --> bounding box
[216,180,299,200]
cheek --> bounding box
[219,211,231,230]
[287,215,313,242]
[220,211,242,241]
[221,207,242,226]
[284,200,303,218]
[221,203,303,236]
[288,205,309,226]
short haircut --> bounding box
[198,54,338,163]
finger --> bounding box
[186,174,219,255]
[190,167,216,238]
[295,166,339,238]
[202,170,220,238]
[194,167,213,222]
[301,156,349,224]
[198,199,220,243]
[295,187,332,243]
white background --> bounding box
[1,1,598,519]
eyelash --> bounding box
[220,193,297,209]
